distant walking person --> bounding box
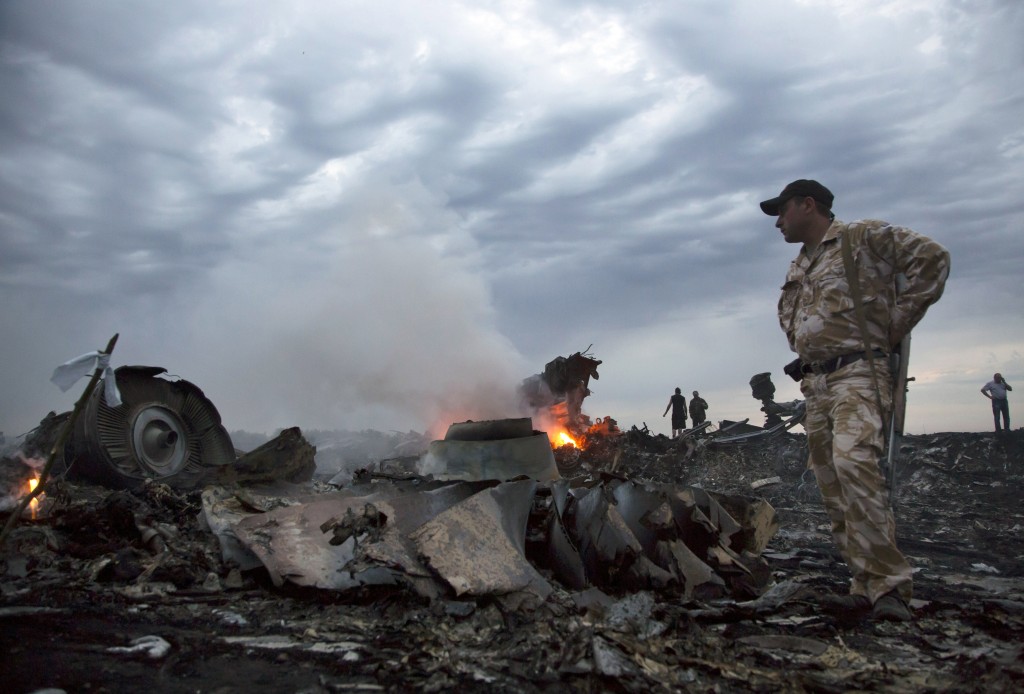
[689,391,709,428]
[981,373,1012,432]
[662,388,687,438]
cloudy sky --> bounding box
[2,0,1022,443]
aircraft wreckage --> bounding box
[5,358,780,604]
[5,347,1022,691]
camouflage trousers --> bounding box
[801,359,913,603]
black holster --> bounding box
[784,357,803,382]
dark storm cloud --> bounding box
[1,0,1022,439]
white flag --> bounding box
[50,351,122,407]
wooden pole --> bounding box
[0,333,119,545]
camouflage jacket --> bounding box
[777,218,950,363]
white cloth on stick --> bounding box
[50,351,122,407]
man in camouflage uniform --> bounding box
[761,180,950,621]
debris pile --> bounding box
[198,473,777,607]
[3,424,1023,691]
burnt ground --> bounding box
[2,429,1023,693]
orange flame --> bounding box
[26,475,41,520]
[548,429,579,448]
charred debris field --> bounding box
[2,427,1023,693]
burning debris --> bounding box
[2,345,1023,691]
[418,417,560,482]
[3,348,777,612]
[515,349,624,478]
[188,415,779,607]
[519,348,605,439]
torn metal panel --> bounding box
[622,553,677,590]
[213,427,316,485]
[200,482,326,571]
[541,480,587,590]
[365,479,497,534]
[442,418,534,441]
[716,418,756,435]
[664,491,723,561]
[610,480,667,557]
[519,351,602,409]
[708,492,779,555]
[209,458,776,600]
[606,479,765,595]
[233,492,380,590]
[711,409,806,444]
[674,487,743,542]
[553,480,765,594]
[570,486,647,587]
[654,538,724,600]
[353,521,443,600]
[708,544,751,575]
[350,481,499,599]
[681,421,714,438]
[411,479,552,601]
[199,488,267,571]
[710,546,774,600]
[421,430,559,482]
[232,481,490,591]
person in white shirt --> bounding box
[981,373,1013,432]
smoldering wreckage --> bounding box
[1,348,1023,693]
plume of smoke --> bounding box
[177,175,531,436]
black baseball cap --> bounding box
[759,179,834,215]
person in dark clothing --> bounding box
[662,387,687,438]
[689,391,708,427]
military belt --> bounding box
[801,349,887,376]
